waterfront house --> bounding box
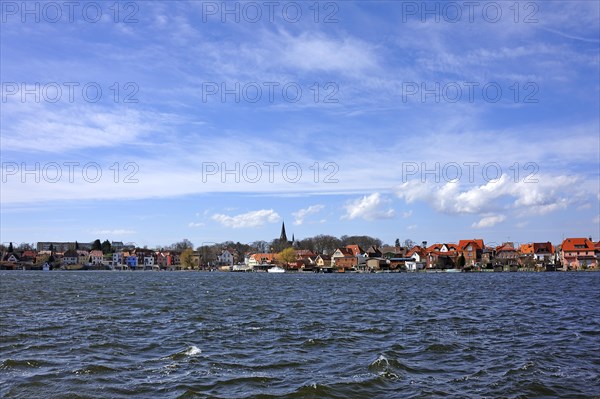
[2,253,19,263]
[217,249,234,266]
[62,249,79,265]
[331,247,358,270]
[126,255,138,269]
[405,246,427,271]
[560,238,597,269]
[248,253,276,267]
[458,239,485,266]
[112,252,123,266]
[315,254,332,270]
[425,243,459,269]
[89,250,104,266]
[495,243,520,268]
[365,246,382,258]
[379,245,407,258]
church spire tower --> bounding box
[280,221,288,243]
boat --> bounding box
[42,262,50,271]
[267,266,285,273]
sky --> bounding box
[1,0,599,249]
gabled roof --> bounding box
[63,249,78,257]
[427,243,443,252]
[458,239,484,250]
[406,246,426,258]
[2,253,19,261]
[333,247,354,257]
[533,242,554,254]
[89,250,103,257]
[345,245,364,256]
[561,238,594,252]
[295,249,316,257]
[250,253,276,262]
[496,243,516,252]
[520,243,534,254]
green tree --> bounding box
[277,247,297,267]
[75,241,79,250]
[91,239,102,251]
[180,248,195,269]
[8,242,14,253]
[101,240,112,254]
[395,238,400,247]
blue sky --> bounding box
[1,0,599,248]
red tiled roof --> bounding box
[458,239,484,250]
[345,245,364,256]
[533,242,554,254]
[335,248,354,257]
[561,238,594,252]
[520,243,534,254]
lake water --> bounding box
[1,271,599,398]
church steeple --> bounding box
[280,221,288,243]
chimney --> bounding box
[422,241,427,248]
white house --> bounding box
[217,249,234,266]
[405,247,426,271]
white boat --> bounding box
[267,266,285,273]
[42,262,50,271]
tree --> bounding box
[395,238,400,248]
[91,239,102,251]
[101,240,112,254]
[403,239,415,248]
[276,247,297,266]
[8,242,14,253]
[457,254,466,269]
[340,235,382,249]
[170,239,194,251]
[180,248,195,269]
[312,235,342,254]
[75,241,79,250]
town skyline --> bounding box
[1,1,599,249]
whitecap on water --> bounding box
[369,354,389,370]
[184,345,201,356]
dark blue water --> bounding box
[1,271,599,398]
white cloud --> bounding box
[342,193,395,221]
[292,204,325,225]
[402,210,413,218]
[212,209,280,228]
[472,215,506,229]
[396,174,577,216]
[407,224,417,230]
[188,222,205,228]
[278,31,379,76]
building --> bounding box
[560,238,597,269]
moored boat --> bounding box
[267,266,285,273]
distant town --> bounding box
[1,223,598,272]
